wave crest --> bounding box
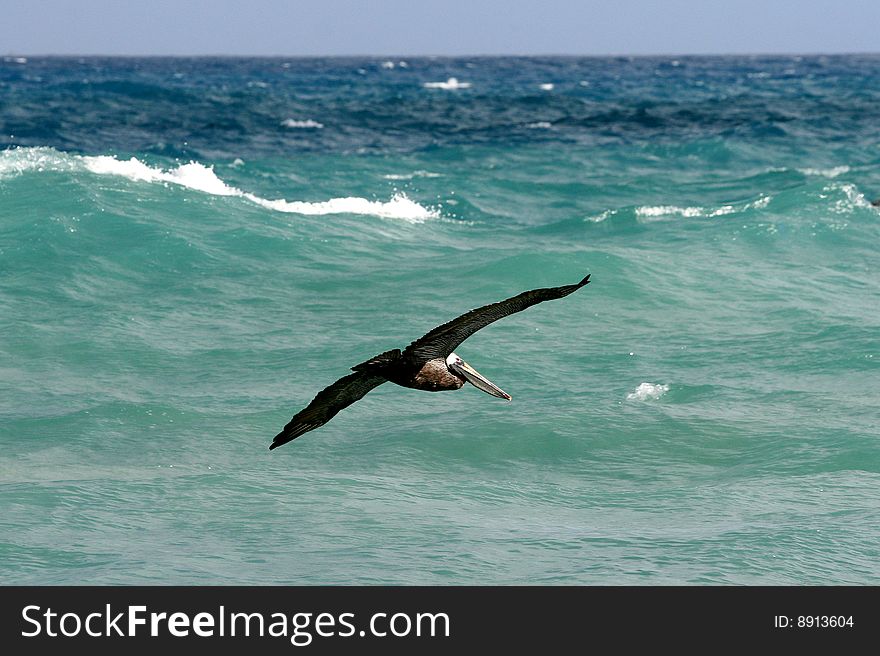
[423,77,471,90]
[0,147,438,223]
[281,119,324,129]
[627,383,669,401]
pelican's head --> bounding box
[446,352,511,400]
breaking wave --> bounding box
[627,383,669,401]
[0,147,439,223]
[423,77,472,90]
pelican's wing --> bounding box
[269,371,387,450]
[402,274,590,362]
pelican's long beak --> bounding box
[450,359,512,400]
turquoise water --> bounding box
[1,56,879,584]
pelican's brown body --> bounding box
[397,358,465,392]
[348,349,466,392]
[352,351,466,392]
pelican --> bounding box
[269,274,591,450]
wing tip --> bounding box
[579,273,591,287]
[268,434,284,450]
[269,427,297,451]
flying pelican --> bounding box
[269,274,591,450]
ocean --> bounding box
[1,55,878,585]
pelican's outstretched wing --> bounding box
[402,274,590,363]
[269,371,387,450]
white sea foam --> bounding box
[798,165,850,178]
[84,156,238,196]
[636,205,704,219]
[748,195,772,210]
[635,197,769,220]
[526,121,553,129]
[584,194,773,225]
[627,382,669,401]
[281,118,324,129]
[827,182,870,214]
[0,148,438,223]
[539,83,554,91]
[381,60,396,69]
[250,193,436,221]
[709,205,737,216]
[382,170,442,180]
[586,209,614,223]
[423,77,471,90]
[0,146,76,177]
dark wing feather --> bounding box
[402,274,590,363]
[269,371,387,450]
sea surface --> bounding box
[1,56,878,585]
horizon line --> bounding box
[5,51,880,59]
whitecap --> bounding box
[381,61,396,69]
[827,182,870,214]
[382,170,442,180]
[598,195,773,223]
[423,77,471,90]
[708,205,736,217]
[250,193,437,222]
[83,156,240,195]
[627,383,669,401]
[539,83,554,91]
[798,165,850,178]
[281,118,324,129]
[0,146,76,177]
[0,148,438,223]
[585,209,614,223]
[748,195,772,209]
[636,205,704,219]
[526,121,553,129]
